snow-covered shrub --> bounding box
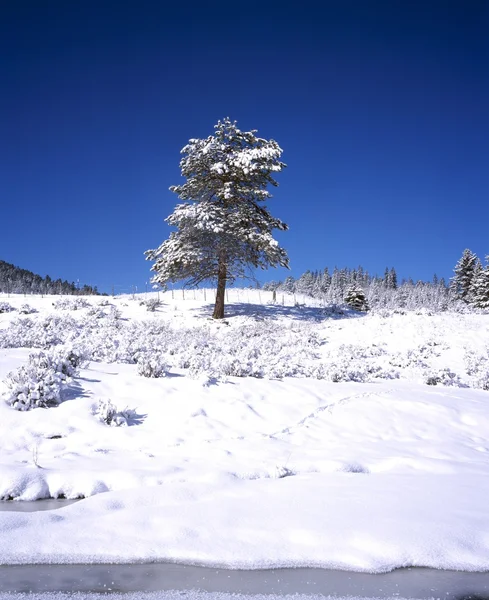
[51,347,85,377]
[53,298,91,311]
[0,314,79,349]
[18,304,37,315]
[98,299,111,306]
[95,398,136,427]
[424,368,462,387]
[2,361,64,410]
[2,347,81,411]
[331,365,367,383]
[181,320,321,380]
[314,343,395,383]
[0,302,14,313]
[321,304,347,318]
[87,305,107,319]
[137,353,168,378]
[466,349,489,390]
[108,305,122,320]
[388,342,443,372]
[144,298,162,312]
[477,371,489,391]
[464,349,489,377]
[52,298,72,310]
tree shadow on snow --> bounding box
[189,301,367,323]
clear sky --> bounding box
[1,1,488,293]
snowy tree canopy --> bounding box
[451,248,479,302]
[471,256,489,309]
[145,118,289,318]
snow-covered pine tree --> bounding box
[145,118,289,319]
[383,267,397,289]
[471,256,489,309]
[389,267,398,289]
[468,259,483,304]
[451,249,479,302]
[344,286,369,312]
[317,267,331,295]
[280,275,296,294]
[296,270,315,296]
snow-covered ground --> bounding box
[0,290,488,573]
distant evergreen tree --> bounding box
[320,267,331,291]
[383,267,397,289]
[451,249,479,302]
[389,267,398,289]
[296,270,315,296]
[470,257,489,309]
[280,276,296,294]
[468,260,483,303]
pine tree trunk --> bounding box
[212,256,227,319]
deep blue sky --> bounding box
[1,1,488,293]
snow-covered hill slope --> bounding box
[0,291,488,572]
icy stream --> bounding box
[0,499,80,512]
[0,563,488,599]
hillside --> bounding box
[0,260,99,296]
[0,290,488,573]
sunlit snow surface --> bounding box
[0,291,489,573]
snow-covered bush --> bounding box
[466,350,489,390]
[464,349,489,377]
[137,353,168,378]
[0,314,79,349]
[144,298,162,312]
[18,304,37,314]
[477,371,489,391]
[2,360,64,410]
[388,342,444,372]
[108,306,122,320]
[2,347,82,411]
[424,368,462,387]
[310,343,394,383]
[0,302,14,313]
[177,320,321,380]
[53,298,91,311]
[321,304,347,319]
[94,398,136,427]
[0,310,324,380]
[53,347,85,377]
[328,362,369,383]
[87,305,107,319]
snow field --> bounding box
[0,291,488,572]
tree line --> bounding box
[0,260,100,296]
[262,249,489,311]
